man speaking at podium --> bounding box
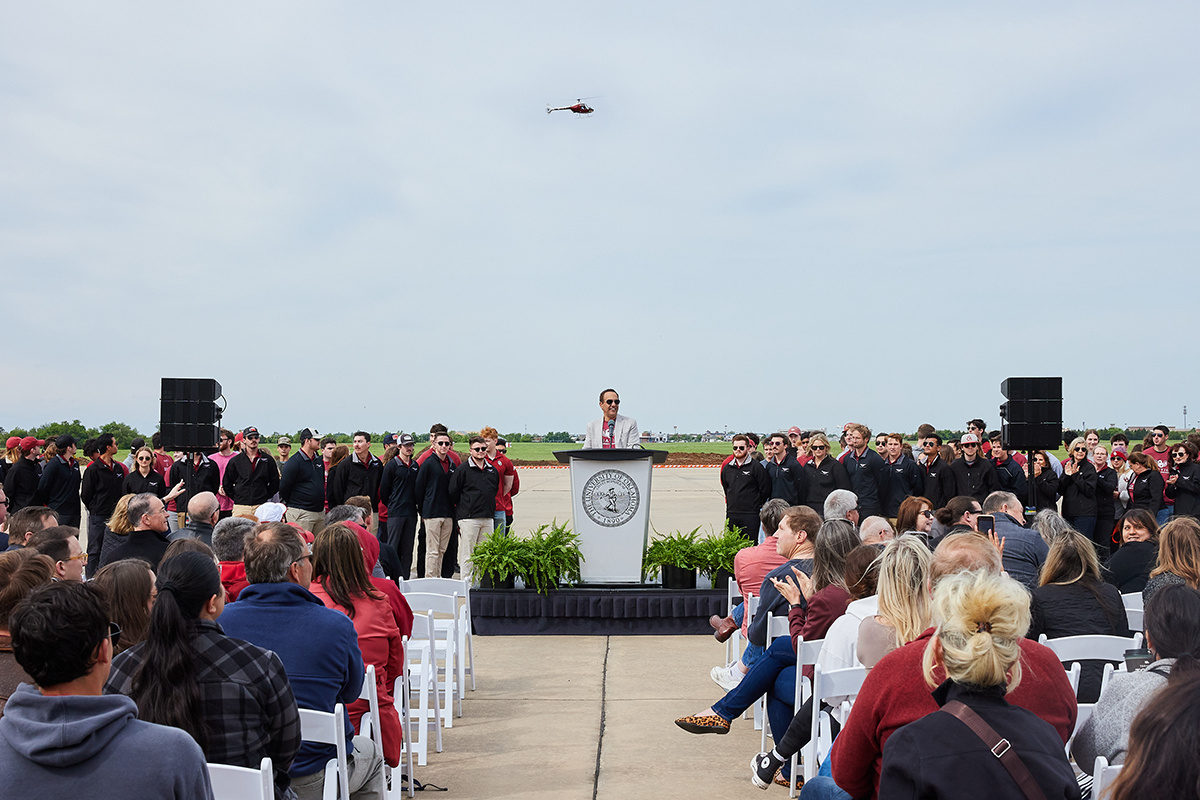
[584,389,641,449]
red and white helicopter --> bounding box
[546,97,598,115]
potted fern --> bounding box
[471,527,530,590]
[643,527,704,589]
[523,520,585,594]
[697,522,754,591]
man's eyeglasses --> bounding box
[69,552,88,563]
[247,435,260,440]
[471,446,487,453]
[496,449,507,454]
[963,443,979,448]
[732,445,747,452]
[1153,433,1166,438]
[435,441,451,447]
[109,622,122,649]
[604,399,620,406]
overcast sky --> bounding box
[3,2,1197,437]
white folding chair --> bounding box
[207,756,273,800]
[1091,756,1122,800]
[1099,662,1115,696]
[1066,662,1082,696]
[396,636,417,795]
[1068,703,1094,759]
[1125,607,1143,631]
[298,704,350,800]
[401,612,443,766]
[743,595,761,724]
[404,592,461,723]
[759,612,792,749]
[1121,592,1143,612]
[358,664,405,799]
[403,577,476,691]
[803,665,867,783]
[786,639,824,798]
[724,581,745,666]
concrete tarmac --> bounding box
[415,633,774,800]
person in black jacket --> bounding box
[1060,437,1100,542]
[3,437,44,515]
[221,427,280,516]
[720,434,770,540]
[32,435,81,527]
[102,492,172,571]
[1127,452,1166,517]
[326,431,383,515]
[1029,529,1131,703]
[988,434,1028,507]
[1104,509,1160,594]
[168,452,222,525]
[920,435,956,510]
[448,436,500,584]
[1091,444,1120,559]
[948,434,998,504]
[762,433,808,506]
[879,569,1080,800]
[278,428,328,533]
[1026,450,1061,511]
[79,433,128,578]
[122,446,183,502]
[841,424,890,518]
[1167,442,1200,518]
[881,434,924,519]
[379,434,419,578]
[803,433,851,516]
[415,433,457,577]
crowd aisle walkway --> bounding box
[418,634,771,799]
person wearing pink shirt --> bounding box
[208,428,237,519]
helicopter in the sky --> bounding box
[546,97,598,115]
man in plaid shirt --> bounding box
[105,603,301,799]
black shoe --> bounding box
[751,751,784,790]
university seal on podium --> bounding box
[582,468,640,528]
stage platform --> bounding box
[470,585,727,635]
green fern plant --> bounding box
[470,527,532,584]
[695,521,755,581]
[642,526,705,580]
[523,519,585,594]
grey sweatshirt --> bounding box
[1070,658,1173,774]
[0,682,213,798]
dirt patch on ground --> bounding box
[511,451,727,467]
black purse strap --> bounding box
[940,700,1049,800]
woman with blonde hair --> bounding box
[878,570,1079,799]
[122,446,184,503]
[1143,516,1200,602]
[1059,436,1099,542]
[97,493,136,567]
[1029,530,1130,702]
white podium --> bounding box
[554,448,668,583]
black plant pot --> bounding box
[711,569,733,592]
[661,565,697,590]
[479,573,515,590]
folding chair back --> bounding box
[785,638,824,797]
[759,612,793,750]
[1038,633,1143,664]
[298,704,349,800]
[1121,592,1143,612]
[404,577,476,692]
[1125,607,1143,631]
[401,612,443,766]
[404,592,462,722]
[357,665,390,793]
[804,665,866,783]
[1091,756,1122,800]
[207,757,273,800]
[725,581,745,664]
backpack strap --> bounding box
[940,700,1049,800]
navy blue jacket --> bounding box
[842,447,890,517]
[882,455,924,518]
[278,450,326,512]
[379,456,419,518]
[415,454,456,518]
[218,581,363,778]
[922,455,956,510]
[764,455,809,506]
[33,455,80,525]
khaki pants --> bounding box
[424,517,454,578]
[292,734,383,800]
[286,507,326,535]
[232,504,258,519]
[458,518,494,583]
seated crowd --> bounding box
[683,421,1200,799]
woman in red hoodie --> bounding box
[310,523,405,769]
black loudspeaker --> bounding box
[160,378,222,452]
[999,377,1062,451]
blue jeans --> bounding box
[494,510,507,533]
[1068,516,1096,539]
[1157,507,1173,526]
[800,777,854,800]
[712,634,796,743]
[728,603,765,667]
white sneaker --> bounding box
[710,662,744,692]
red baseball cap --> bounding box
[19,436,45,452]
[5,436,20,450]
[787,426,803,437]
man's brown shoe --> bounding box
[711,615,738,642]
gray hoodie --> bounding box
[0,682,213,798]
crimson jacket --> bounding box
[831,627,1077,800]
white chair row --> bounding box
[402,612,443,767]
[403,577,476,692]
[208,757,273,800]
